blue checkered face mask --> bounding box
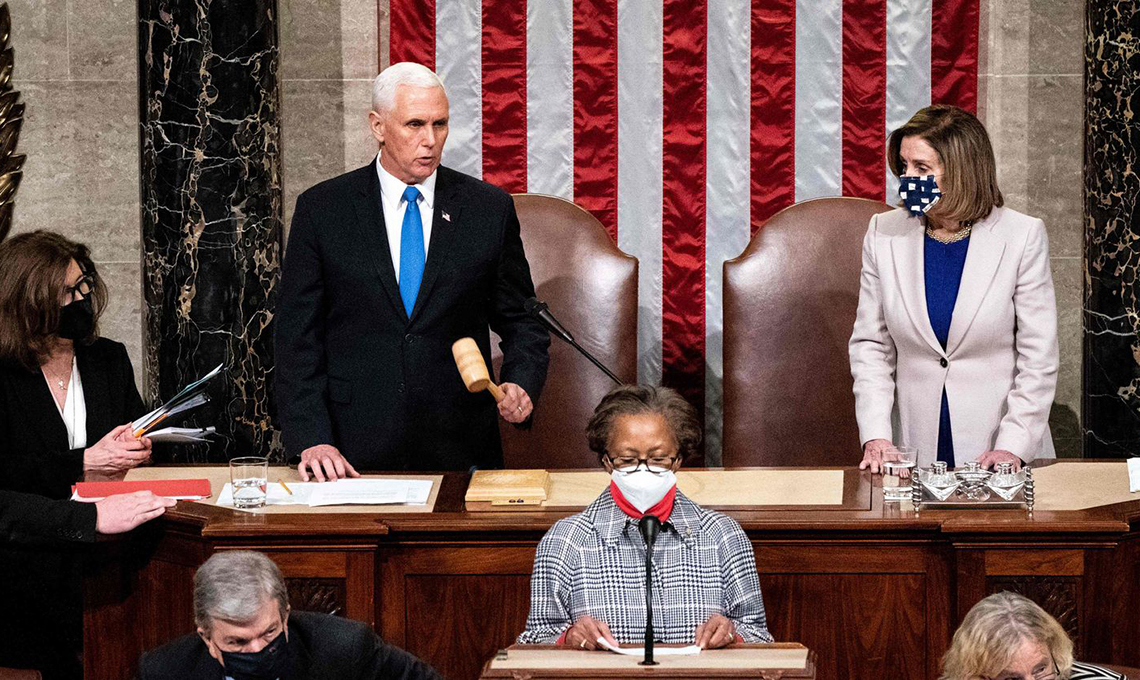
[898,174,941,215]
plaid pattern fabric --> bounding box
[517,488,772,645]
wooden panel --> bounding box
[759,573,927,680]
[984,549,1084,576]
[403,574,532,680]
[286,578,346,616]
[756,543,928,573]
[237,549,348,578]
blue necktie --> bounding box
[399,186,425,316]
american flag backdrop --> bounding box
[386,0,979,460]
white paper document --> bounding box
[145,426,215,443]
[1128,457,1140,493]
[217,478,433,507]
[596,638,702,656]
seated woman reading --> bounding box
[517,385,772,650]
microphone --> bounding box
[638,515,661,666]
[524,297,622,385]
[524,297,574,345]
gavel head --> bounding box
[452,337,491,393]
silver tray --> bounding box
[910,467,1035,510]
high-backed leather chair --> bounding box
[491,194,638,469]
[0,668,42,680]
[722,197,893,467]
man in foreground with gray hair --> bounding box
[276,61,549,480]
[137,551,441,680]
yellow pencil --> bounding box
[279,479,293,495]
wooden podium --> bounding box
[480,644,817,679]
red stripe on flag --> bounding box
[388,0,435,68]
[482,0,527,192]
[931,0,979,112]
[841,0,887,201]
[661,0,708,456]
[572,0,619,238]
[750,0,796,231]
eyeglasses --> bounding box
[65,276,95,299]
[983,660,1059,680]
[607,456,678,474]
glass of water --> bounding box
[230,456,269,508]
[881,446,918,502]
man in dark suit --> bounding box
[137,551,441,680]
[276,62,549,480]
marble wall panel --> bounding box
[7,0,67,81]
[1083,1,1140,457]
[139,0,283,462]
[69,0,135,80]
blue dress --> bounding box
[924,233,970,465]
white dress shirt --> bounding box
[376,153,436,283]
[43,356,87,449]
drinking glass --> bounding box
[881,446,918,502]
[230,456,269,508]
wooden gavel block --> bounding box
[452,337,505,402]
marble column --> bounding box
[1084,3,1140,457]
[139,0,283,462]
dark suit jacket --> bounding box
[138,611,443,680]
[0,336,145,499]
[0,336,143,679]
[0,489,97,545]
[276,162,550,470]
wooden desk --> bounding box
[83,462,1140,680]
[479,644,817,679]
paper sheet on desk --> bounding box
[1128,458,1140,492]
[217,479,433,507]
[596,638,701,656]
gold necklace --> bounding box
[43,355,73,390]
[925,224,972,244]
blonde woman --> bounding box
[942,592,1125,680]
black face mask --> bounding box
[57,297,94,340]
[219,630,291,680]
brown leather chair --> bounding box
[722,197,894,467]
[491,194,638,469]
[0,669,42,680]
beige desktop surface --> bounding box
[488,645,809,670]
[1032,461,1138,511]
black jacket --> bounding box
[0,336,144,679]
[0,336,145,499]
[276,163,550,470]
[137,611,443,680]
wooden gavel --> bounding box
[452,337,505,402]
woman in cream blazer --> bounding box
[849,106,1058,471]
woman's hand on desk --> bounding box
[84,423,152,472]
[976,450,1023,471]
[564,615,619,651]
[859,439,894,474]
[92,491,176,534]
[694,615,738,649]
[299,444,360,482]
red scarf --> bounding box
[610,481,677,523]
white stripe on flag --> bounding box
[616,0,664,385]
[526,0,574,198]
[705,0,752,465]
[885,0,932,199]
[436,0,483,178]
[794,0,843,201]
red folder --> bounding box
[72,479,211,501]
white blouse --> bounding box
[43,356,86,449]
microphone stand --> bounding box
[524,298,622,385]
[638,516,661,666]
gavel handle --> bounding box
[487,382,505,402]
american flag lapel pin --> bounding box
[442,211,451,223]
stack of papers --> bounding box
[72,479,212,501]
[217,478,433,507]
[596,638,702,656]
[145,426,215,444]
[1128,458,1140,493]
[132,363,224,437]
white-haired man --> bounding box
[276,62,549,480]
[137,551,442,680]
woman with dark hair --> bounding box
[0,230,153,678]
[517,385,772,650]
[850,105,1059,472]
